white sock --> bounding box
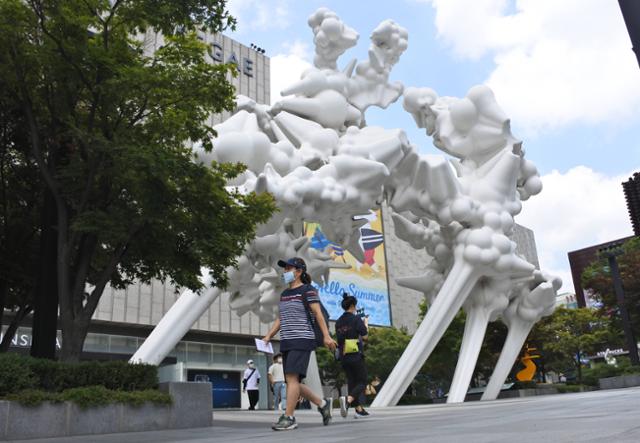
[320,399,327,408]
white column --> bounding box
[303,351,325,400]
[372,261,479,407]
[447,306,489,403]
[481,320,533,401]
[130,272,220,365]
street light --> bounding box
[599,242,640,366]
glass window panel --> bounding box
[211,344,236,365]
[186,342,212,364]
[109,335,139,354]
[83,333,109,352]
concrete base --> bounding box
[0,382,212,441]
[599,374,640,390]
[159,381,213,428]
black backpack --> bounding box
[301,285,331,348]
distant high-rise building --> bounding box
[623,172,640,236]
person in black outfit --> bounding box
[335,292,370,418]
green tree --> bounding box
[0,92,39,351]
[316,327,411,398]
[528,307,619,383]
[417,302,464,387]
[0,0,275,361]
[416,301,508,389]
[582,237,640,340]
[365,326,412,382]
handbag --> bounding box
[343,338,360,354]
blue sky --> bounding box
[225,0,640,293]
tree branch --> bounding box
[0,301,34,353]
[71,233,98,315]
[28,0,94,91]
[82,223,144,318]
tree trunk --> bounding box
[0,280,6,331]
[31,189,59,359]
[0,303,33,352]
[58,315,91,363]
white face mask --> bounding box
[276,358,282,364]
[281,270,295,285]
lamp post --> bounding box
[599,242,640,366]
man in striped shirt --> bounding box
[262,257,336,431]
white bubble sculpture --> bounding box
[130,8,560,406]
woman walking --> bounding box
[336,292,370,418]
[262,257,336,431]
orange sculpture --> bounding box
[516,344,540,382]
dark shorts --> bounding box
[282,349,311,380]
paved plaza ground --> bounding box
[10,387,640,443]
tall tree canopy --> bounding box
[528,307,619,383]
[0,0,275,361]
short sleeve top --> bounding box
[278,284,319,351]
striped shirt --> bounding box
[279,284,319,351]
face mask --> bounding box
[281,270,295,285]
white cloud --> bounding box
[228,0,291,33]
[269,41,313,105]
[517,166,635,293]
[425,0,640,133]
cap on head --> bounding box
[247,359,254,365]
[277,257,307,271]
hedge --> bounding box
[0,353,158,396]
[581,359,640,387]
[5,386,172,408]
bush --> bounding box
[0,354,158,395]
[398,395,433,405]
[0,353,37,396]
[581,359,640,386]
[6,386,172,409]
[555,384,583,393]
[4,389,63,407]
[513,380,538,389]
[581,363,625,387]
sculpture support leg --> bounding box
[481,320,534,401]
[130,273,220,365]
[372,260,479,407]
[447,306,489,403]
[304,351,324,400]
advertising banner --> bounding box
[305,209,392,326]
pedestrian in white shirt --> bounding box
[243,359,261,410]
[268,354,286,410]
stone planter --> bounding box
[599,374,640,390]
[0,382,212,441]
